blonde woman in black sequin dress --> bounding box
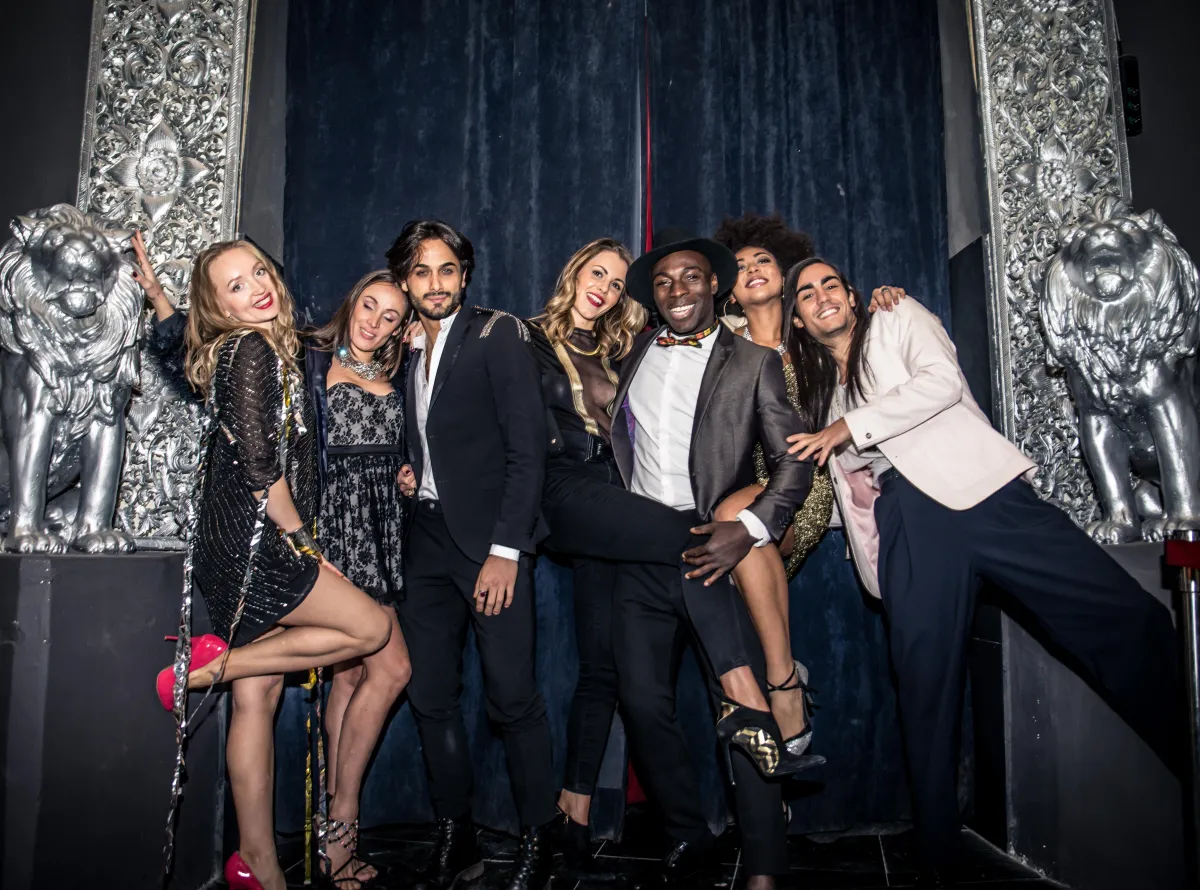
[142,238,393,890]
[712,213,909,755]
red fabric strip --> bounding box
[1165,538,1200,569]
[643,13,653,252]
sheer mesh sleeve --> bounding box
[217,332,285,491]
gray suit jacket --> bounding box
[610,324,813,538]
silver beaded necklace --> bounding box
[336,345,384,381]
[741,327,787,355]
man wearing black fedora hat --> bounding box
[609,228,819,889]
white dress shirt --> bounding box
[628,331,772,545]
[413,309,520,561]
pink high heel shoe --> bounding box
[224,851,264,890]
[156,633,228,710]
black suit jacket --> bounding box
[610,324,813,539]
[405,306,548,562]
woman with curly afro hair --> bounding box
[710,212,908,755]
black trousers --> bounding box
[875,474,1182,869]
[399,500,556,827]
[613,559,789,876]
[542,453,756,795]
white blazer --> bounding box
[829,299,1036,598]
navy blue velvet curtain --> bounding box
[285,0,643,321]
[648,0,950,323]
[282,0,949,839]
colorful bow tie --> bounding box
[655,322,719,348]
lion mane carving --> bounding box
[1042,196,1200,543]
[0,204,143,552]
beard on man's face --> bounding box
[413,287,464,320]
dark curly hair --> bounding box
[713,212,815,275]
[714,212,816,340]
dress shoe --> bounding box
[413,815,484,890]
[630,839,719,890]
[496,822,554,890]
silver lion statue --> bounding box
[0,204,143,553]
[1042,196,1200,544]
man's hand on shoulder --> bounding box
[868,285,909,313]
[683,521,755,586]
[474,553,519,616]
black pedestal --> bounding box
[0,553,226,890]
[1005,543,1185,890]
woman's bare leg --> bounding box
[718,664,772,711]
[714,485,806,739]
[325,661,363,799]
[228,674,287,890]
[557,789,591,825]
[325,607,411,885]
[187,565,392,687]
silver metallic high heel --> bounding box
[768,659,817,756]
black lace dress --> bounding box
[318,383,406,606]
[193,331,321,647]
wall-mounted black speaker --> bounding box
[1119,55,1143,137]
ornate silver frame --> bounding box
[971,0,1131,527]
[75,0,255,547]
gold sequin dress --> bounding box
[754,359,834,579]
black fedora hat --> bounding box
[626,227,739,308]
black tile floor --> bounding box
[274,809,1068,889]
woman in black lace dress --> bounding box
[141,237,395,890]
[306,270,414,890]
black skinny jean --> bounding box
[542,451,753,794]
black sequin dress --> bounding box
[317,383,406,606]
[193,331,321,647]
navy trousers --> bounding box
[874,474,1182,869]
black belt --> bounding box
[558,430,614,464]
[326,444,404,457]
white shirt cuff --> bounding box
[489,544,522,561]
[736,510,773,548]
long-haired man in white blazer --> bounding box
[783,257,1182,887]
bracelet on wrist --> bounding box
[285,526,322,560]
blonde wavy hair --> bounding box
[184,240,302,394]
[535,239,644,359]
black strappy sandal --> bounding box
[317,816,385,890]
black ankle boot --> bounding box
[555,813,622,882]
[500,822,554,890]
[557,812,590,870]
[414,815,484,890]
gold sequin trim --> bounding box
[549,338,618,438]
[479,307,531,342]
[754,359,834,578]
